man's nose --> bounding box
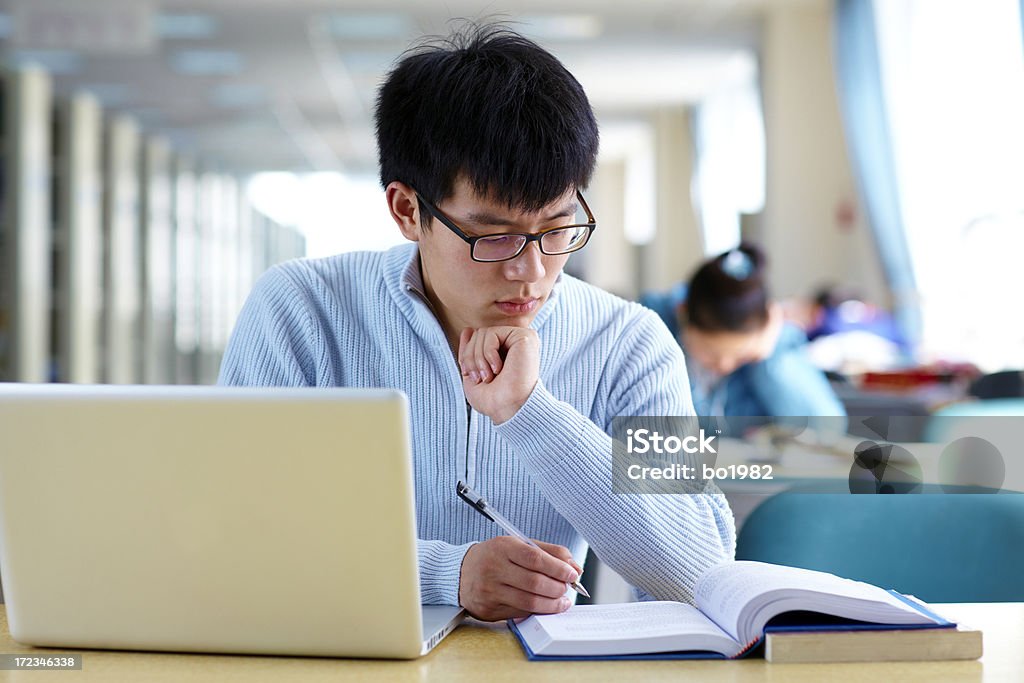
[503,240,546,282]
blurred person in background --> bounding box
[642,243,845,417]
[801,284,910,375]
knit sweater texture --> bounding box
[218,243,736,605]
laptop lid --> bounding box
[0,385,429,659]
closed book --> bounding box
[765,623,982,663]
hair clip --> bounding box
[721,249,753,280]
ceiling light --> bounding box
[210,83,267,108]
[7,49,83,74]
[324,13,411,40]
[79,83,131,106]
[155,14,219,40]
[170,50,243,75]
[128,107,163,124]
[518,15,603,40]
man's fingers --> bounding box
[459,328,486,383]
[459,328,500,383]
[482,332,503,376]
[533,540,574,563]
[533,540,583,576]
[497,585,572,615]
[471,329,494,381]
[458,328,474,379]
[458,326,527,384]
[503,563,572,600]
[508,542,579,583]
[458,327,474,355]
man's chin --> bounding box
[482,315,531,329]
[486,310,540,329]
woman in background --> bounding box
[644,243,845,417]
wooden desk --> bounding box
[1,603,1020,682]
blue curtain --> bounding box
[833,0,922,350]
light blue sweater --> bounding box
[218,243,735,605]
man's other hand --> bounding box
[458,326,539,424]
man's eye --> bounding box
[544,229,573,245]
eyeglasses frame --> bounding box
[415,190,597,263]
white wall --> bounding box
[760,0,887,306]
[584,158,633,297]
[647,106,703,293]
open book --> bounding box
[510,561,953,660]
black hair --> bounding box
[374,22,599,221]
[686,242,769,333]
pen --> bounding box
[456,480,590,598]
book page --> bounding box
[533,602,729,642]
[695,561,939,643]
[694,562,769,640]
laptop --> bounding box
[0,384,463,659]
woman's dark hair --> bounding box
[686,242,769,333]
[374,22,599,221]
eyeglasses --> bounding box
[416,190,597,263]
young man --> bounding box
[219,25,734,621]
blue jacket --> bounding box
[640,287,846,418]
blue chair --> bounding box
[735,489,1024,602]
[923,398,1024,444]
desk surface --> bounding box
[1,603,1021,682]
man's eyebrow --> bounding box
[465,203,578,227]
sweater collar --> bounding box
[383,242,563,347]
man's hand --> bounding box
[458,326,540,424]
[458,536,583,621]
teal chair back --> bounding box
[923,398,1024,444]
[735,491,1024,602]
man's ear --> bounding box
[385,181,422,242]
